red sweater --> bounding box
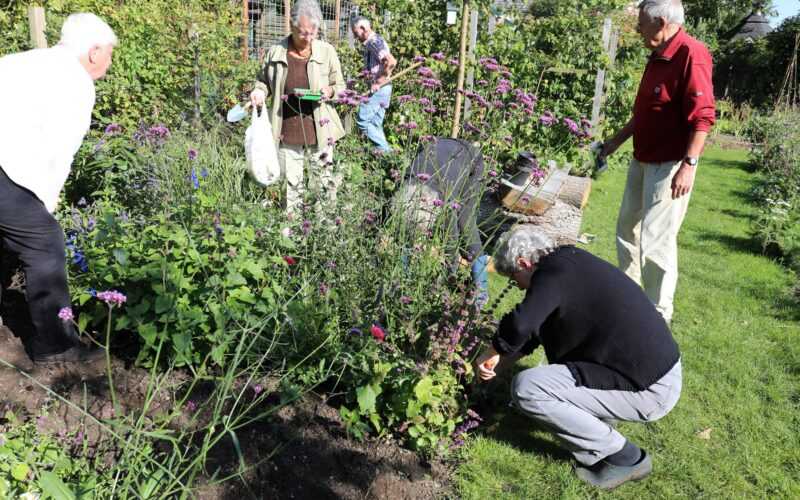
[633,28,716,163]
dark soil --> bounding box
[0,325,451,499]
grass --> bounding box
[457,146,800,498]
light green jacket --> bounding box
[255,37,347,149]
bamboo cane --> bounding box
[451,1,470,138]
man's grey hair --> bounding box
[58,13,118,57]
[291,0,324,29]
[493,225,556,275]
[350,15,371,30]
[638,0,685,26]
[393,182,442,235]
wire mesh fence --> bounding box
[246,0,356,60]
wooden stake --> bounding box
[284,0,291,35]
[334,0,342,42]
[451,0,470,139]
[28,5,47,49]
[242,0,249,62]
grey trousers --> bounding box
[511,360,682,466]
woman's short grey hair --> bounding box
[58,13,118,57]
[493,225,556,275]
[393,182,442,235]
[350,15,371,30]
[639,0,685,26]
[291,0,324,29]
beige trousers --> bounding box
[616,158,692,323]
[277,144,339,213]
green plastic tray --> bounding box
[294,88,322,101]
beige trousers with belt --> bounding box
[277,144,339,214]
[616,158,692,323]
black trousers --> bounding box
[0,167,79,357]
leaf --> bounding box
[10,462,29,481]
[154,295,173,314]
[413,377,435,405]
[38,471,76,500]
[356,385,378,414]
[696,427,713,440]
[112,248,129,266]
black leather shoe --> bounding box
[575,451,652,489]
[35,345,106,364]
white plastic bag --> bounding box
[245,105,280,186]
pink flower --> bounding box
[403,121,418,131]
[253,384,263,395]
[432,199,444,207]
[431,52,445,61]
[185,401,197,412]
[449,58,460,66]
[370,324,386,342]
[488,170,498,178]
[416,172,431,182]
[97,290,126,307]
[400,296,412,304]
[450,202,462,210]
[413,55,426,63]
[283,255,297,266]
[58,307,74,322]
[280,94,289,101]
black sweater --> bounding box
[492,246,680,391]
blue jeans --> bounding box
[357,84,392,153]
[471,254,490,308]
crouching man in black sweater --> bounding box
[475,225,681,490]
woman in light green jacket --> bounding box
[250,0,346,213]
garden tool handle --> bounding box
[374,61,425,90]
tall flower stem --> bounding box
[105,306,118,412]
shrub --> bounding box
[747,110,800,268]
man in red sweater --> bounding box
[601,0,715,324]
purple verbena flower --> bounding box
[104,123,122,135]
[97,290,127,307]
[416,172,431,182]
[431,52,445,61]
[188,148,198,161]
[58,307,74,322]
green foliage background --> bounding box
[0,0,259,131]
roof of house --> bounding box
[726,11,772,42]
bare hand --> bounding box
[250,89,266,108]
[475,347,501,382]
[671,163,696,199]
[600,138,619,158]
[370,82,382,94]
[321,86,334,99]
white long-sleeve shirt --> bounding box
[0,46,95,213]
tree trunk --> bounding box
[558,175,592,210]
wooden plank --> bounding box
[464,8,479,121]
[28,5,47,49]
[558,175,592,210]
[590,17,612,130]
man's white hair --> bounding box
[291,0,324,29]
[393,181,441,235]
[58,13,117,57]
[639,0,685,26]
[493,225,556,275]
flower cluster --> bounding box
[134,123,171,147]
[451,409,483,448]
[97,290,127,307]
[58,307,74,322]
[65,231,89,273]
[104,123,122,136]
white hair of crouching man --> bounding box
[393,182,442,236]
[58,13,118,57]
[493,225,556,276]
[638,0,685,26]
[291,0,324,28]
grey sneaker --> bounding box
[35,345,106,364]
[575,451,652,490]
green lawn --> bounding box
[457,146,800,498]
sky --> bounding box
[771,0,799,24]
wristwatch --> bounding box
[683,156,698,167]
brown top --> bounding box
[281,53,317,146]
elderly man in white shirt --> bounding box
[0,13,117,363]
